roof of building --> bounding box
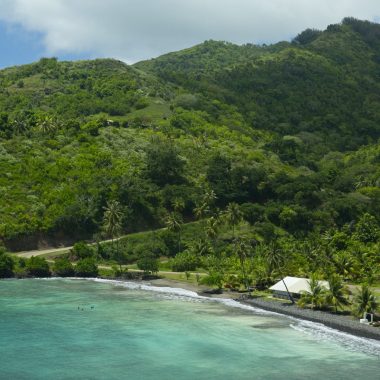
[269,276,329,294]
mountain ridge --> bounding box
[0,17,379,250]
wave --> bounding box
[90,278,201,298]
[38,277,380,356]
[88,278,275,313]
[290,320,380,357]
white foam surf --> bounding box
[87,277,274,313]
[290,320,380,357]
[89,277,201,298]
[49,277,380,356]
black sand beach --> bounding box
[243,297,380,341]
[149,278,380,341]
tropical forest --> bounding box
[0,17,379,317]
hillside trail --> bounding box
[13,236,121,258]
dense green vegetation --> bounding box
[0,18,379,312]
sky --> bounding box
[0,0,379,68]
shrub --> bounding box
[71,242,94,259]
[75,258,98,277]
[354,213,379,243]
[53,258,75,277]
[137,254,159,274]
[159,230,180,257]
[241,203,265,225]
[292,28,322,45]
[134,97,149,110]
[353,285,378,317]
[297,276,326,310]
[171,251,200,272]
[200,272,225,290]
[0,248,14,278]
[173,94,199,109]
[26,256,51,277]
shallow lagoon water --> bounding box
[0,279,379,380]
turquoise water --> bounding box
[0,279,379,380]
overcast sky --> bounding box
[0,0,379,67]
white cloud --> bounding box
[0,0,379,63]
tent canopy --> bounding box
[269,276,329,295]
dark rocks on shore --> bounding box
[243,297,380,341]
[200,288,224,295]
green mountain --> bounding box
[0,17,379,252]
[136,18,380,153]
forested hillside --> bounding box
[0,15,379,279]
[137,17,380,154]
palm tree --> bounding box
[172,198,185,214]
[203,189,216,209]
[188,239,211,257]
[166,212,183,253]
[102,200,123,266]
[205,215,221,249]
[194,203,207,221]
[265,242,284,277]
[194,189,216,221]
[236,239,251,290]
[298,276,326,310]
[201,254,228,291]
[264,242,295,304]
[224,202,242,239]
[205,216,219,240]
[325,275,349,313]
[12,116,29,135]
[37,115,58,135]
[353,285,378,317]
[333,252,354,279]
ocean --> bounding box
[0,278,379,379]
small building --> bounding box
[269,276,329,300]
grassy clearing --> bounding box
[158,272,200,285]
[125,101,172,122]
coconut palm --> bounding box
[264,242,284,277]
[12,116,29,135]
[224,202,242,239]
[205,215,222,249]
[187,239,212,257]
[264,243,295,304]
[353,285,378,317]
[37,115,58,135]
[194,189,216,221]
[194,203,208,225]
[166,212,183,253]
[298,275,326,310]
[203,189,217,211]
[205,216,220,240]
[172,198,185,214]
[235,239,251,290]
[325,275,349,313]
[102,200,123,265]
[333,252,354,279]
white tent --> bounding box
[269,276,329,298]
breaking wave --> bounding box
[55,277,380,357]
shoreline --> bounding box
[5,276,380,342]
[242,297,380,341]
[148,277,380,342]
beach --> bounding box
[3,278,379,380]
[149,277,380,341]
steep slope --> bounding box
[136,18,380,153]
[0,58,173,122]
[0,18,379,250]
[135,40,288,88]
